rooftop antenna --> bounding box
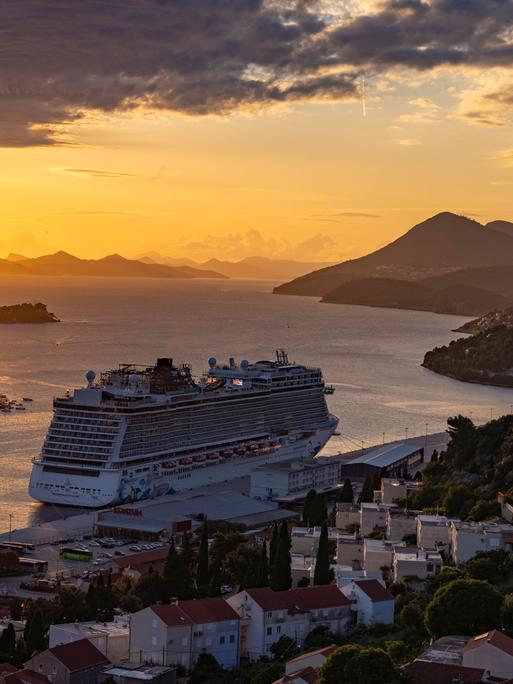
[276,349,289,365]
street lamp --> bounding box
[8,513,14,543]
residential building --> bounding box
[98,664,176,684]
[335,533,363,568]
[363,538,405,574]
[284,645,338,675]
[25,638,109,684]
[3,670,52,684]
[49,616,129,665]
[272,668,317,684]
[416,514,453,551]
[227,585,352,660]
[392,548,443,582]
[386,509,419,541]
[335,504,360,532]
[128,598,240,670]
[290,527,338,556]
[339,443,424,480]
[290,554,315,586]
[333,565,382,588]
[376,478,422,505]
[450,520,513,565]
[403,660,485,684]
[360,503,396,537]
[341,579,395,626]
[462,629,513,679]
[250,458,340,500]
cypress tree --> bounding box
[309,494,328,526]
[25,609,46,653]
[180,530,195,571]
[269,524,279,570]
[256,541,269,588]
[302,489,317,525]
[358,476,374,503]
[271,521,292,591]
[313,522,334,586]
[207,564,222,597]
[164,538,194,599]
[337,479,354,504]
[197,520,209,591]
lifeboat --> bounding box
[248,443,259,451]
[271,439,281,447]
[179,458,192,466]
[258,442,269,448]
[207,454,219,461]
[193,455,205,463]
[162,462,177,469]
[220,450,232,458]
[234,447,246,456]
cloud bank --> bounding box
[1,0,513,146]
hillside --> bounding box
[422,325,513,387]
[138,253,332,280]
[455,307,513,334]
[0,252,226,279]
[321,278,512,316]
[487,220,513,238]
[274,212,513,297]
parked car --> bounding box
[114,550,125,556]
[129,545,142,552]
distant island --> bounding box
[422,324,513,387]
[0,302,59,324]
[454,307,513,334]
[0,252,227,280]
[275,212,513,317]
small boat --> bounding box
[22,397,33,402]
[323,385,335,395]
[192,455,205,463]
[15,406,26,411]
[179,458,192,466]
[162,462,176,469]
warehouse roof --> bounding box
[345,443,422,469]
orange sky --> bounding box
[1,1,512,263]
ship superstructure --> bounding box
[29,351,338,506]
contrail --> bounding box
[361,75,367,118]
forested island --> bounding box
[455,307,513,334]
[423,324,513,387]
[0,302,59,324]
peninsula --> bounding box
[0,302,60,324]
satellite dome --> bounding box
[208,356,217,368]
[240,359,249,369]
[86,370,96,386]
[129,373,140,386]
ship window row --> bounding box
[45,437,114,449]
[51,422,119,435]
[43,444,111,457]
[55,411,120,426]
[47,430,116,443]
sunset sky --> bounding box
[1,0,513,262]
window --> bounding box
[152,619,158,629]
[182,638,188,646]
[151,636,157,646]
[230,635,235,643]
[267,627,272,636]
[219,636,225,645]
[276,626,281,634]
[267,612,272,618]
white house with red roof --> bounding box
[25,638,109,684]
[462,629,513,679]
[226,585,351,660]
[128,597,240,670]
[340,579,395,626]
[272,667,317,684]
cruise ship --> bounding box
[29,351,338,507]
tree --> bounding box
[197,520,209,592]
[208,564,222,597]
[317,644,403,684]
[269,524,279,569]
[135,571,169,607]
[180,530,196,571]
[430,449,439,463]
[358,477,374,503]
[164,538,194,599]
[189,653,224,684]
[270,521,292,591]
[304,625,339,651]
[256,541,269,588]
[308,494,328,526]
[337,479,354,504]
[25,609,47,653]
[302,489,317,525]
[425,579,504,638]
[443,483,475,518]
[270,634,297,660]
[0,623,16,656]
[314,522,334,586]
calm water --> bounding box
[1,276,512,531]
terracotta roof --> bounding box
[273,666,318,684]
[503,531,513,544]
[354,579,395,603]
[286,644,338,666]
[152,597,239,626]
[404,660,484,684]
[5,669,52,684]
[246,585,350,614]
[0,664,18,674]
[47,638,109,672]
[464,629,513,657]
[113,547,169,569]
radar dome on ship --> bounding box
[208,357,217,368]
[241,359,249,369]
[86,370,96,386]
[129,373,140,386]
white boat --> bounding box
[29,350,338,507]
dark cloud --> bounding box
[1,0,513,146]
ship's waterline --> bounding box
[29,351,337,507]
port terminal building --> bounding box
[339,443,424,480]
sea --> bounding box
[1,276,512,532]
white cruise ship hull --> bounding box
[29,423,336,507]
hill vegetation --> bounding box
[455,307,513,334]
[423,325,513,387]
[0,302,59,324]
